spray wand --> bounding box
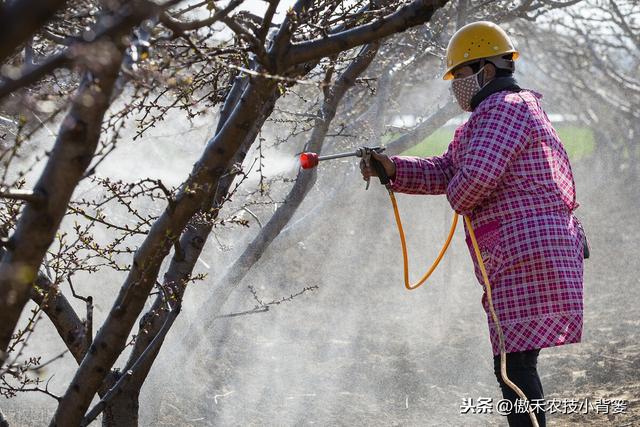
[298,147,541,427]
[300,146,390,190]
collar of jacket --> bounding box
[470,76,521,111]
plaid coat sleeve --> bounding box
[446,99,532,215]
[388,145,455,195]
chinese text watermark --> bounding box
[460,397,628,415]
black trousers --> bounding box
[493,349,546,427]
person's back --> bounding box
[454,89,578,228]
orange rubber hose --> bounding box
[388,191,457,290]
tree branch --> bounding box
[0,52,69,101]
[49,2,446,422]
[0,0,186,101]
[159,0,244,35]
[609,0,640,51]
[258,0,280,43]
[0,188,46,205]
[285,0,450,66]
[31,276,88,364]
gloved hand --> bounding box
[359,151,396,182]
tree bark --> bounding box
[31,276,88,363]
[50,77,279,427]
[0,408,7,427]
[101,372,139,427]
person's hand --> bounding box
[359,151,396,182]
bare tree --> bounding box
[0,0,454,424]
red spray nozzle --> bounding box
[300,152,319,169]
[299,147,384,171]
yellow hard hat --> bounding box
[442,21,519,80]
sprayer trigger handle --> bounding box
[370,155,390,186]
[362,151,372,190]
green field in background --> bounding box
[399,125,595,161]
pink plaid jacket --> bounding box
[390,90,584,356]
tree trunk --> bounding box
[102,383,139,427]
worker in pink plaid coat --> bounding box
[362,22,585,427]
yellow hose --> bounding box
[388,190,539,427]
[388,191,457,290]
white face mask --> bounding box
[451,66,485,112]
